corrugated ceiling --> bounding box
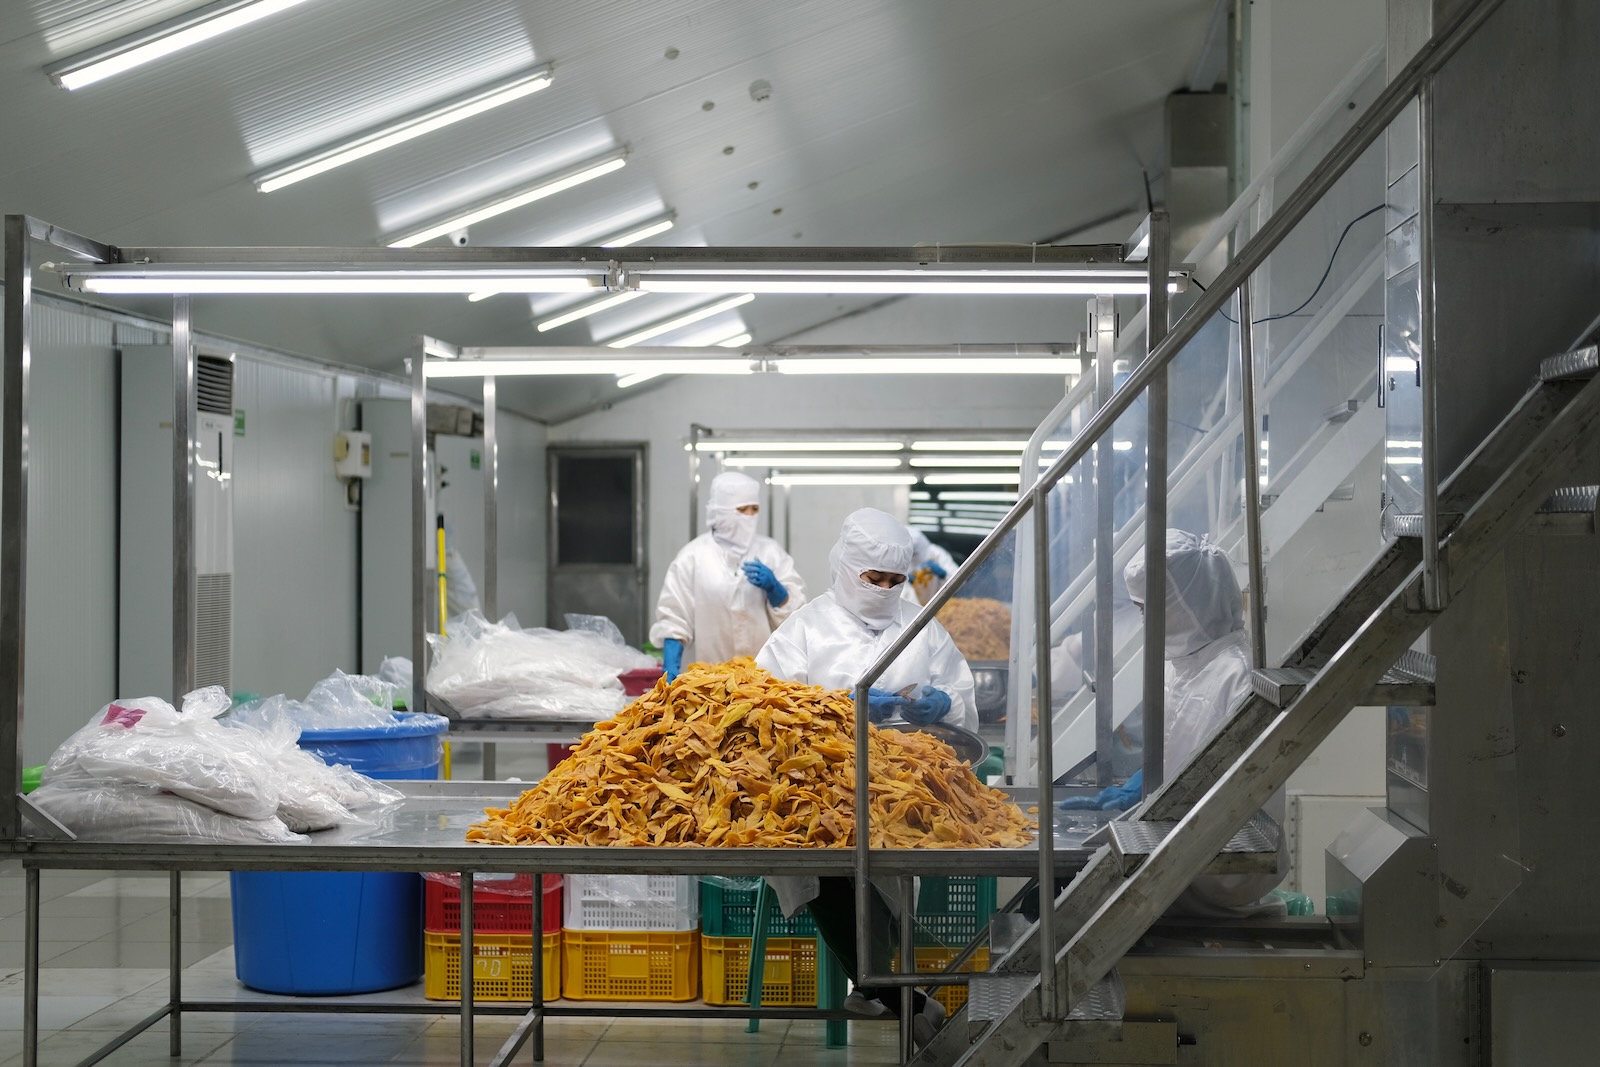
[0,0,1214,420]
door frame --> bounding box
[545,442,648,640]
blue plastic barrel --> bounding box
[230,712,449,995]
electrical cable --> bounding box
[1196,204,1384,325]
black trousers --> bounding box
[803,876,928,1017]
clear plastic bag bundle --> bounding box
[426,611,654,720]
[27,781,306,844]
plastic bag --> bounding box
[28,780,304,844]
[228,672,396,731]
[47,688,281,821]
[426,610,651,720]
[222,703,404,832]
[377,656,413,691]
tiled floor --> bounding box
[1,741,902,1065]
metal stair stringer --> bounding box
[939,365,1600,1067]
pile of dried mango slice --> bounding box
[937,597,1012,661]
[467,659,1032,849]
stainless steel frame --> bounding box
[1091,295,1117,791]
[1141,210,1171,793]
[1237,281,1268,668]
[172,296,195,699]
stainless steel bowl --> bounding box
[969,660,1008,724]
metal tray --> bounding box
[879,720,988,765]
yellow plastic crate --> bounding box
[424,930,560,1002]
[561,929,699,1002]
[894,946,991,1013]
[701,935,817,1007]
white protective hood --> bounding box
[706,471,761,554]
[1123,529,1244,659]
[829,508,914,631]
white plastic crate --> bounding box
[563,875,700,932]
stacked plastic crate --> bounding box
[699,881,820,1007]
[899,876,998,1013]
[422,873,562,1002]
[561,876,700,1001]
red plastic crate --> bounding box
[425,873,561,935]
[619,668,664,696]
[546,743,576,769]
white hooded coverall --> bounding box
[649,471,805,664]
[1124,529,1287,916]
[902,529,960,605]
[757,508,976,916]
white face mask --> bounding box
[711,511,757,554]
[835,574,902,631]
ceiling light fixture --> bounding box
[471,212,674,302]
[777,358,1080,376]
[717,332,753,349]
[48,0,316,90]
[532,290,644,327]
[428,359,752,379]
[720,457,903,469]
[387,150,627,248]
[606,294,754,348]
[933,491,1018,502]
[908,456,1023,468]
[922,473,1022,486]
[769,474,918,487]
[71,272,602,295]
[254,66,553,192]
[693,441,903,453]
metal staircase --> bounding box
[920,346,1600,1066]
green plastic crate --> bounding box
[914,877,997,948]
[700,880,817,938]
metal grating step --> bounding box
[1539,344,1600,382]
[1526,485,1599,535]
[1252,648,1436,709]
[1109,812,1280,877]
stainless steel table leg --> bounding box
[899,877,914,1062]
[24,866,39,1067]
[170,870,182,1056]
[483,742,497,780]
[461,872,475,1067]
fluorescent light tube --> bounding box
[717,332,753,349]
[473,213,673,302]
[910,491,931,501]
[769,473,917,487]
[49,0,316,90]
[923,473,1022,486]
[536,291,644,330]
[911,440,1030,451]
[606,294,754,348]
[934,492,1018,503]
[615,372,662,389]
[693,441,903,452]
[72,273,600,295]
[909,456,1024,468]
[1111,440,1134,451]
[638,277,1174,296]
[721,457,903,469]
[777,358,1080,375]
[388,151,627,247]
[255,67,553,192]
[427,359,753,379]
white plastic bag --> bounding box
[223,704,405,832]
[47,687,281,821]
[28,780,304,844]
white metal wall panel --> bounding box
[498,412,549,627]
[228,358,360,698]
[20,329,118,765]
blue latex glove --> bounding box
[662,638,684,682]
[741,559,789,607]
[901,685,952,725]
[923,559,948,580]
[865,688,907,723]
[1059,769,1143,812]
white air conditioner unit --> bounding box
[120,347,235,701]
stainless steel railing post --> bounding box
[1033,485,1058,1017]
[1238,282,1268,668]
[1141,212,1170,794]
[1418,78,1445,611]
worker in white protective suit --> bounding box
[650,471,805,680]
[1118,529,1287,917]
[756,508,974,1043]
[901,527,959,605]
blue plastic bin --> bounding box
[230,712,449,995]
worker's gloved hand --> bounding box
[901,685,952,725]
[923,559,948,580]
[662,638,685,682]
[742,560,789,607]
[865,688,907,722]
[1059,770,1143,812]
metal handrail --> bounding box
[849,0,1509,1008]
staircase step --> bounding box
[1251,648,1436,709]
[1109,813,1280,876]
[1539,344,1600,382]
[1527,485,1599,535]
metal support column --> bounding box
[1033,485,1058,1017]
[460,872,475,1066]
[1092,295,1117,788]
[481,376,499,781]
[898,878,915,1060]
[1141,212,1171,794]
[23,867,39,1067]
[169,871,183,1056]
[1238,282,1268,667]
[411,341,429,723]
[1,216,31,842]
[172,296,195,701]
[1418,79,1445,611]
[688,423,706,541]
[531,872,544,1062]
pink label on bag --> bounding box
[102,704,147,729]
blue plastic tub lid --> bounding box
[296,711,450,743]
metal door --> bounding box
[547,444,648,645]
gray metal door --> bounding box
[547,444,648,646]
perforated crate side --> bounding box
[699,881,817,938]
[564,875,700,932]
[701,935,818,1007]
[423,931,559,1002]
[560,929,699,1001]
